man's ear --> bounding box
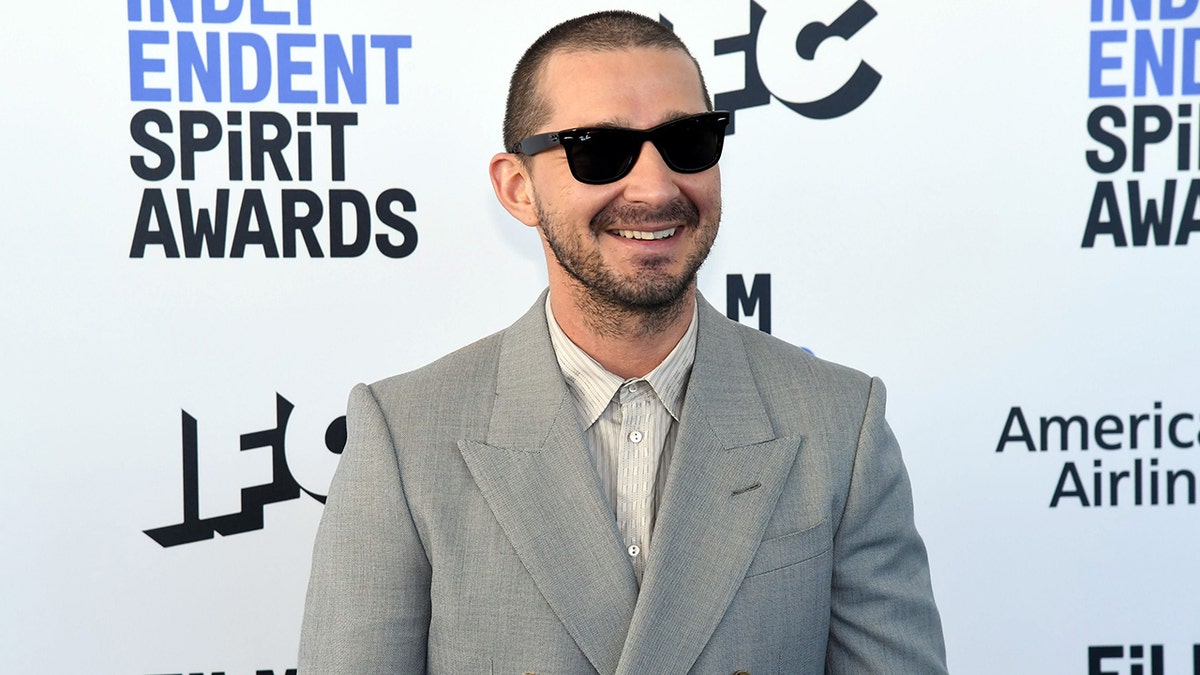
[489,153,540,228]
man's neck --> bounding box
[549,286,696,380]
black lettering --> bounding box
[1178,103,1192,171]
[726,273,771,333]
[178,189,229,258]
[996,406,1036,452]
[1168,468,1197,504]
[782,1,880,120]
[297,111,313,181]
[375,188,418,258]
[1088,646,1123,675]
[282,189,324,258]
[1135,457,1144,505]
[179,110,222,181]
[143,412,210,547]
[1095,414,1124,450]
[130,109,176,181]
[227,110,243,181]
[1041,415,1089,451]
[250,111,293,181]
[1082,181,1127,247]
[146,395,308,547]
[329,189,370,257]
[1130,413,1150,449]
[711,0,769,134]
[1050,462,1090,507]
[1133,104,1172,171]
[1129,180,1176,246]
[1175,178,1200,245]
[1155,400,1164,448]
[1109,467,1130,506]
[1087,105,1127,173]
[1169,413,1196,448]
[130,188,180,258]
[317,112,357,181]
[230,189,279,257]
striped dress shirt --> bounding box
[546,297,697,584]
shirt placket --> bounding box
[616,380,654,584]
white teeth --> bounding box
[614,227,677,241]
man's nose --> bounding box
[619,140,682,204]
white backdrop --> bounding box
[3,1,1198,673]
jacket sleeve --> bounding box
[299,383,432,674]
[825,377,948,673]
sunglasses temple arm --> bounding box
[511,132,561,156]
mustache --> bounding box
[591,198,700,233]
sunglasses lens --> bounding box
[563,130,639,184]
[657,115,727,173]
[554,113,729,184]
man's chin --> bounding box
[601,276,694,311]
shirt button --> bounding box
[628,431,643,443]
[627,383,640,393]
[628,544,640,557]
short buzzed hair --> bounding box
[502,10,713,152]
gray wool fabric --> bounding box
[299,292,947,674]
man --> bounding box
[300,10,946,674]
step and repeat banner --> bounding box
[2,1,1198,673]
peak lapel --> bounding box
[617,300,804,674]
[457,295,637,675]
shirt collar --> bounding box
[546,295,697,428]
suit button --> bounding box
[732,671,750,675]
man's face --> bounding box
[526,47,721,311]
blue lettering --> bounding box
[1091,30,1128,98]
[1185,28,1200,94]
[1127,0,1153,20]
[324,34,366,104]
[278,33,317,103]
[129,0,195,22]
[201,0,244,23]
[129,30,172,101]
[229,32,272,102]
[370,35,412,105]
[1090,0,1198,20]
[178,32,222,102]
[130,0,312,24]
[250,0,289,25]
[1134,29,1175,96]
[1162,0,1199,19]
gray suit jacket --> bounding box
[299,294,946,674]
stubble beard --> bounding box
[536,197,719,338]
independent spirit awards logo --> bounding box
[126,0,419,259]
[1083,0,1200,247]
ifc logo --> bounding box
[665,0,881,132]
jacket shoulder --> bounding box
[365,329,505,415]
[730,319,872,394]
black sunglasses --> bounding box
[510,111,731,185]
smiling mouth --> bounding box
[612,227,678,241]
